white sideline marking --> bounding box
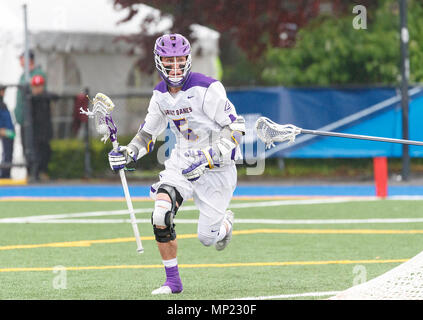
[13,217,423,224]
[234,217,423,224]
[233,290,340,300]
[0,198,370,223]
[1,197,423,224]
[390,195,423,200]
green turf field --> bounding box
[1,198,423,300]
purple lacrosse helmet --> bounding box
[154,34,192,87]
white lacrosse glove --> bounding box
[182,148,220,182]
[108,146,138,172]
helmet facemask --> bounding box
[154,54,192,87]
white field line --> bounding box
[233,290,340,300]
[12,217,423,224]
[0,197,372,223]
[2,197,423,225]
[389,195,423,200]
[233,217,423,224]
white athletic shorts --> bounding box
[150,149,237,242]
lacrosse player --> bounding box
[108,34,245,295]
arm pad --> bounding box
[127,127,154,160]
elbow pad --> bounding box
[127,128,154,160]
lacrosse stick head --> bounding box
[80,93,117,144]
[255,117,301,149]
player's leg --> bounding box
[195,197,234,249]
[151,184,184,294]
[149,154,193,295]
[194,165,237,250]
[155,191,178,259]
[215,209,235,251]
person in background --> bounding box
[15,50,47,159]
[0,84,15,179]
[29,75,53,181]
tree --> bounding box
[112,0,339,84]
[262,0,423,86]
[113,0,379,85]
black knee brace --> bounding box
[153,224,177,243]
[151,184,183,243]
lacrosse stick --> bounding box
[255,116,423,149]
[81,93,144,253]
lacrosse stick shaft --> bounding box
[83,93,143,253]
[300,129,423,146]
[112,141,144,253]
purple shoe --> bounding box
[151,265,183,295]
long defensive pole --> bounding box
[299,128,423,147]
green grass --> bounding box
[1,199,423,300]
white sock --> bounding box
[163,258,178,268]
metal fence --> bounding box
[0,85,154,181]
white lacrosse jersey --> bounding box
[142,72,242,165]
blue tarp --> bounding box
[2,184,423,197]
[227,86,423,158]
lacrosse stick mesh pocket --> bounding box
[80,93,116,142]
[255,117,300,148]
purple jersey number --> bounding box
[172,118,198,141]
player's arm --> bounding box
[108,124,155,171]
[181,116,245,181]
[126,124,155,161]
[108,98,166,171]
[213,115,245,162]
[182,82,245,181]
[198,80,246,162]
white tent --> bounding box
[0,0,220,180]
[0,0,220,102]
